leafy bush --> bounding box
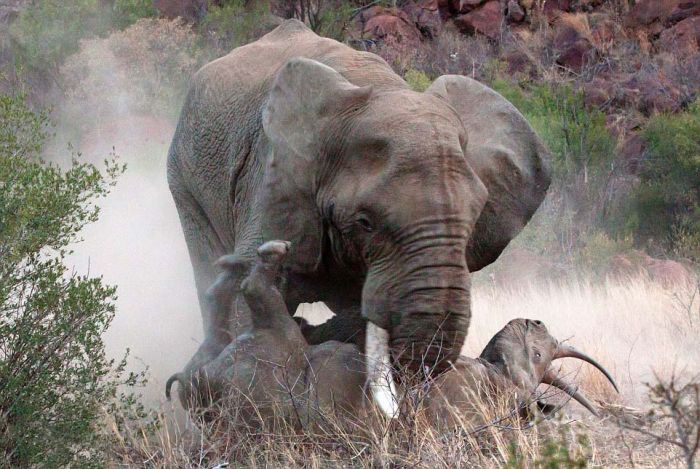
[201,0,277,54]
[274,0,356,40]
[404,69,431,92]
[0,89,140,466]
[60,18,206,126]
[10,0,111,77]
[620,100,700,260]
[491,80,615,184]
[491,79,617,260]
[112,0,158,29]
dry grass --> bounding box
[108,275,699,467]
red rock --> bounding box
[553,21,595,71]
[360,7,423,45]
[626,0,680,27]
[506,0,525,22]
[583,77,613,108]
[450,0,485,14]
[503,47,533,74]
[404,0,444,38]
[543,0,573,20]
[646,259,693,288]
[605,254,644,280]
[621,70,683,115]
[454,0,503,39]
[657,16,700,57]
[669,0,700,22]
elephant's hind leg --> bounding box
[170,185,244,377]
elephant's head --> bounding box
[260,58,550,406]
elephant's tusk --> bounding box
[365,322,400,418]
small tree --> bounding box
[0,88,136,466]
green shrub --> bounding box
[491,80,615,183]
[60,18,206,126]
[491,79,617,261]
[201,0,276,53]
[404,69,432,92]
[112,0,158,29]
[10,0,111,77]
[0,89,142,466]
[621,100,700,260]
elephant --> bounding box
[166,18,551,413]
[166,243,616,430]
[166,240,368,428]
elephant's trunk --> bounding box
[363,238,471,379]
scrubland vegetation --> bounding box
[1,0,698,466]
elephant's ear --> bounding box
[261,58,372,272]
[427,76,551,271]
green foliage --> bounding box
[0,90,140,466]
[404,69,432,92]
[10,0,111,76]
[608,100,700,260]
[311,1,355,41]
[491,79,618,263]
[61,18,207,126]
[507,432,591,468]
[202,0,274,53]
[112,0,158,29]
[491,80,615,183]
[574,231,633,274]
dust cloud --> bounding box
[62,118,200,405]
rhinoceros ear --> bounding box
[261,58,372,272]
[427,76,551,271]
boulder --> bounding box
[552,15,596,71]
[403,0,444,38]
[620,70,684,115]
[450,0,485,14]
[359,6,423,46]
[626,0,681,27]
[454,0,503,39]
[506,0,526,22]
[605,254,646,280]
[657,16,700,57]
[645,259,693,289]
[668,0,700,23]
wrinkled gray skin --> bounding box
[422,318,618,429]
[166,241,366,427]
[167,19,551,382]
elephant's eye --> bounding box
[534,350,542,360]
[355,213,374,232]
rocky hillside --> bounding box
[1,0,698,277]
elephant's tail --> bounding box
[165,373,183,401]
